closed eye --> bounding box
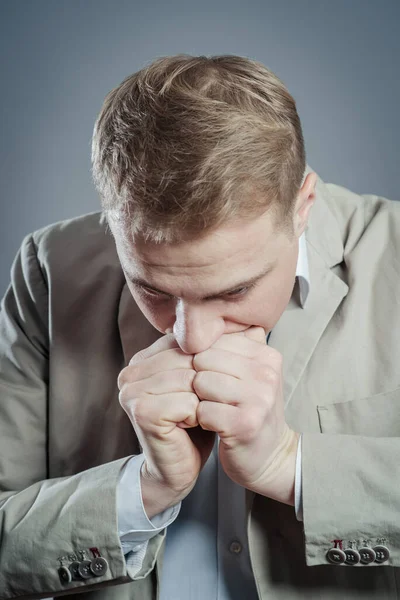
[224,284,256,298]
[136,281,258,301]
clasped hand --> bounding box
[118,326,299,510]
[190,326,299,504]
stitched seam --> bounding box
[28,235,49,335]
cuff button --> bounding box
[78,559,93,579]
[58,566,72,584]
[90,556,109,577]
[359,547,376,565]
[344,548,360,565]
[326,548,346,564]
[373,545,390,564]
[69,560,81,580]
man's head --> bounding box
[91,54,317,353]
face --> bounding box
[112,173,317,355]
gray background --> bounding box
[0,0,399,296]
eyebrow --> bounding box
[127,262,275,301]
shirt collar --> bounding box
[296,232,309,308]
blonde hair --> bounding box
[91,54,306,244]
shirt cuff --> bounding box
[117,454,181,549]
[294,433,303,521]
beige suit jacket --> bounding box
[1,165,400,599]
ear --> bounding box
[294,172,317,237]
[243,326,267,345]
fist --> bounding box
[192,326,299,505]
[117,334,215,505]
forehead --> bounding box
[115,210,286,276]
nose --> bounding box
[172,302,225,354]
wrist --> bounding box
[140,461,192,520]
[253,427,300,506]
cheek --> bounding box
[132,295,174,332]
[267,269,297,319]
[242,272,295,325]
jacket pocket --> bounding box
[317,386,400,436]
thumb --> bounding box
[243,325,267,345]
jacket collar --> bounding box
[303,163,345,269]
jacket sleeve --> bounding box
[0,235,165,598]
[301,432,399,566]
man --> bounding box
[0,54,399,599]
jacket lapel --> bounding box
[268,166,349,408]
[269,245,348,409]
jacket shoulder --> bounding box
[29,211,121,279]
[324,182,400,257]
[31,210,113,254]
[326,182,400,222]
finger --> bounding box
[129,333,181,365]
[204,332,277,362]
[122,391,200,433]
[193,371,263,406]
[118,348,194,389]
[176,421,196,429]
[197,400,238,435]
[243,326,267,344]
[120,369,196,398]
[131,348,193,381]
[193,348,273,382]
[210,331,265,356]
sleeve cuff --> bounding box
[117,454,181,545]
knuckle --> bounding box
[196,400,213,432]
[240,412,261,441]
[196,401,207,426]
[118,380,142,409]
[117,368,128,391]
[192,371,206,394]
[259,346,282,363]
[251,362,267,381]
[189,391,200,410]
[118,387,124,405]
[192,353,204,371]
[129,335,180,366]
[118,364,142,391]
[193,370,205,384]
[118,384,132,407]
[268,347,283,365]
[129,396,150,428]
[268,368,281,386]
[128,363,141,381]
[129,349,147,366]
[171,348,194,368]
[180,369,196,388]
